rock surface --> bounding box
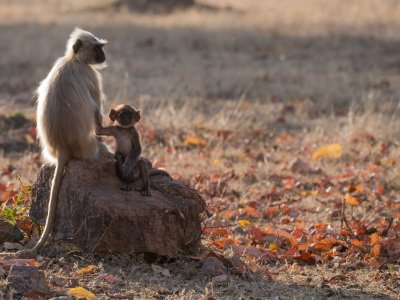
[30,149,206,257]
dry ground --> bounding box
[1,0,400,299]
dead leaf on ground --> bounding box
[67,287,96,299]
[312,143,343,160]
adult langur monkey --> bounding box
[19,28,108,256]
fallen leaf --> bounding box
[243,206,260,218]
[67,287,96,299]
[312,143,343,160]
[345,193,359,206]
[294,251,316,264]
[75,265,97,276]
[313,237,338,251]
[351,239,363,247]
[183,134,207,146]
[371,244,381,257]
[369,233,380,246]
[237,219,251,228]
[213,238,237,249]
[264,226,298,246]
[203,228,229,236]
[269,244,278,252]
[375,184,385,196]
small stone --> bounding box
[6,265,52,298]
[0,220,23,243]
[201,257,227,277]
[3,242,23,250]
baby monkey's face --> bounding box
[118,109,135,126]
[109,104,141,128]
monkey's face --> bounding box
[73,39,106,65]
[110,105,141,128]
[93,44,105,63]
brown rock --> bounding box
[201,257,227,277]
[29,149,206,257]
[6,265,52,298]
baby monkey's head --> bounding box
[109,104,141,128]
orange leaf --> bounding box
[298,243,308,251]
[345,193,359,206]
[375,184,385,196]
[269,244,278,252]
[294,251,316,264]
[75,265,97,276]
[183,134,207,146]
[67,287,96,299]
[264,226,298,246]
[244,206,260,218]
[369,233,380,246]
[203,228,228,236]
[312,143,343,160]
[371,244,381,257]
[313,237,338,251]
[264,207,279,218]
[213,238,237,249]
[351,239,363,247]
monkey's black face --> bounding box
[118,110,134,127]
[110,105,141,128]
[93,45,105,63]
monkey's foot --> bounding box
[14,248,37,258]
[120,183,131,191]
[137,188,152,197]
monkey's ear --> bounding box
[109,109,117,121]
[135,110,141,122]
[73,39,83,54]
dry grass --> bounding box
[1,0,400,299]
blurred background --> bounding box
[1,0,400,116]
[2,0,400,184]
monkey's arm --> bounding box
[96,125,116,136]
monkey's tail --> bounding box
[31,154,69,252]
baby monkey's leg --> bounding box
[135,158,151,196]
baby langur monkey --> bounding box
[96,104,152,196]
